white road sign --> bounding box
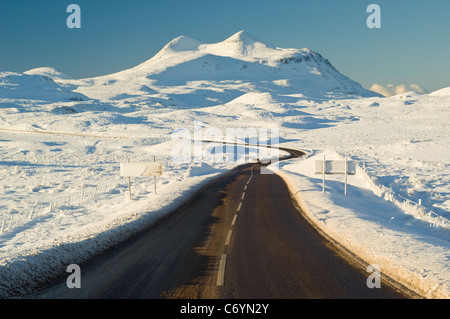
[315,156,356,195]
[120,162,162,177]
[314,160,356,175]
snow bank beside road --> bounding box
[0,162,230,298]
[0,132,236,298]
[272,150,450,299]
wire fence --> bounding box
[304,150,449,230]
[358,160,449,230]
[0,155,168,236]
[0,182,120,234]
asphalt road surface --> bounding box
[33,154,415,299]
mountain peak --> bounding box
[224,31,268,45]
[24,67,72,80]
[222,30,276,50]
[163,35,202,52]
[147,35,203,63]
[198,30,278,59]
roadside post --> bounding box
[322,155,326,192]
[345,155,348,195]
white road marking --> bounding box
[225,229,233,246]
[231,214,238,226]
[216,167,255,287]
[217,254,227,286]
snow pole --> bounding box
[128,158,132,200]
[322,154,326,193]
[345,155,348,196]
[154,156,157,195]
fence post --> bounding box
[29,206,35,220]
[128,158,132,200]
[322,155,326,192]
[345,155,348,196]
[154,156,157,195]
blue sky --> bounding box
[0,0,449,92]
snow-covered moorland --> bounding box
[0,31,448,298]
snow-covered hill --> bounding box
[430,86,450,96]
[0,70,86,102]
[67,30,379,103]
[24,67,73,81]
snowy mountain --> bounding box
[70,30,380,103]
[430,86,450,96]
[24,67,73,81]
[0,69,86,101]
[0,31,379,106]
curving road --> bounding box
[33,147,414,299]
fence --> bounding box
[358,159,449,230]
[1,155,168,236]
[1,183,120,234]
[306,150,448,230]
